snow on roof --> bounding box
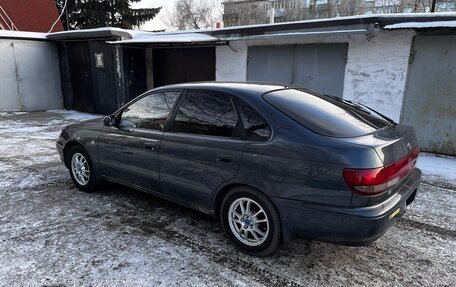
[46,27,151,40]
[0,30,47,40]
[109,33,219,44]
[204,12,456,34]
[384,20,456,30]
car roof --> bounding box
[152,82,288,98]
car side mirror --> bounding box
[103,115,115,127]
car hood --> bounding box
[67,118,104,133]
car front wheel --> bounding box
[67,145,97,193]
[221,187,281,256]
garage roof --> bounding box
[44,13,456,44]
[107,33,224,47]
[46,27,149,41]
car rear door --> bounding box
[98,91,179,192]
[159,90,244,211]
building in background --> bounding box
[0,0,63,32]
[222,0,456,27]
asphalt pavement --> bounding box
[0,111,454,286]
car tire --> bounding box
[67,145,97,193]
[221,186,281,257]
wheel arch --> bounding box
[214,182,296,243]
[63,140,87,168]
[213,182,278,218]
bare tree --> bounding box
[334,0,366,16]
[162,0,222,30]
[222,0,268,27]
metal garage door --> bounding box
[14,42,62,111]
[0,40,61,112]
[0,40,20,111]
[402,35,456,156]
[247,43,347,97]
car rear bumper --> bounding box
[274,168,422,245]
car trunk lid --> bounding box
[337,124,420,206]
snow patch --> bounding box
[47,110,101,121]
[417,152,456,183]
[384,20,456,29]
[0,30,47,40]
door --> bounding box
[98,91,180,191]
[402,35,456,156]
[90,41,118,115]
[159,90,244,210]
[153,47,215,87]
[67,42,95,113]
[247,43,347,97]
[123,48,147,102]
[292,44,347,97]
[0,40,21,111]
[247,45,294,84]
[0,40,61,112]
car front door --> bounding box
[98,91,179,192]
[159,90,244,211]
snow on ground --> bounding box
[0,111,455,286]
[0,110,101,192]
[47,109,102,121]
[417,152,456,188]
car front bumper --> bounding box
[274,168,422,245]
[56,139,65,164]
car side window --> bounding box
[234,99,271,141]
[170,91,238,138]
[121,91,179,131]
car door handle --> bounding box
[216,154,235,163]
[144,142,156,151]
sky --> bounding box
[131,0,177,31]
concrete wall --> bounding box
[343,30,415,122]
[215,29,416,122]
[0,39,62,112]
[216,41,248,81]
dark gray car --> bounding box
[56,82,421,256]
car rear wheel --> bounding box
[67,145,97,193]
[221,187,281,256]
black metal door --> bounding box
[123,48,147,102]
[153,47,215,87]
[90,41,118,115]
[67,42,95,113]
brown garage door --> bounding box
[153,47,215,87]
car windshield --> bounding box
[263,89,392,137]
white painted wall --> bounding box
[343,30,415,122]
[0,39,62,112]
[215,29,416,122]
[216,41,248,81]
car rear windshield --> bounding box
[263,89,391,137]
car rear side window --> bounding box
[263,89,390,137]
[234,99,271,141]
[170,91,238,138]
[121,91,179,131]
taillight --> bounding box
[343,146,419,196]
